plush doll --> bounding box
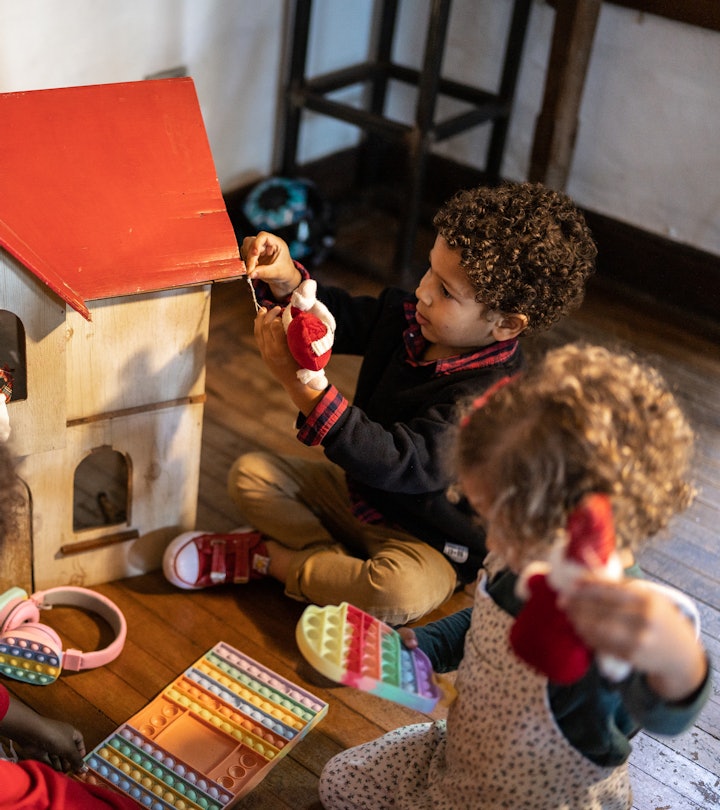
[509,493,630,685]
[282,279,336,391]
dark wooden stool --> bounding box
[280,0,533,285]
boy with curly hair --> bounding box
[318,342,709,809]
[163,182,597,624]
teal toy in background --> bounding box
[240,176,335,266]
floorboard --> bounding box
[2,235,719,807]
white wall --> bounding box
[378,0,720,257]
[0,0,286,191]
[1,0,718,257]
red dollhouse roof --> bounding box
[0,78,243,319]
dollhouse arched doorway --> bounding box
[73,446,130,532]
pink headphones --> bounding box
[0,586,127,685]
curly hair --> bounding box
[433,182,597,333]
[456,343,695,557]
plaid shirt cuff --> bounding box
[297,384,347,446]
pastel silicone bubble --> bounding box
[187,668,301,740]
[213,644,325,713]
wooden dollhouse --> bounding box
[0,78,243,592]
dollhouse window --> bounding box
[0,311,27,400]
[73,447,130,531]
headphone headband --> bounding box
[26,586,127,671]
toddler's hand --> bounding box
[397,627,419,649]
[564,577,707,701]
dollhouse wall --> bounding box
[2,246,213,589]
[17,400,205,589]
[64,287,210,421]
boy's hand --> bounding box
[563,577,707,701]
[254,305,299,385]
[254,305,324,416]
[240,231,302,299]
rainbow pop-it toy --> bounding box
[0,635,60,684]
[296,602,444,713]
[81,642,327,808]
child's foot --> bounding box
[162,528,269,590]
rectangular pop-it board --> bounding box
[80,642,328,808]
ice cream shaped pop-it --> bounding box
[296,602,447,713]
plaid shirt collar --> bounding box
[402,299,520,375]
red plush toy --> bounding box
[281,279,336,391]
[509,493,630,685]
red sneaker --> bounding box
[162,528,268,590]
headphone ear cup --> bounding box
[0,622,63,685]
[0,596,40,632]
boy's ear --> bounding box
[492,312,528,340]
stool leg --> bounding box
[394,0,450,284]
[357,0,399,191]
[486,0,533,180]
[528,0,600,189]
[280,0,313,177]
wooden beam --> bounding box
[608,0,720,33]
[528,0,601,189]
[530,0,719,189]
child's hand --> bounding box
[240,232,302,298]
[15,716,87,773]
[0,697,87,773]
[254,305,298,383]
[254,305,324,415]
[397,627,419,649]
[563,577,708,701]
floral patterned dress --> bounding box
[319,570,632,809]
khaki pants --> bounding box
[227,451,458,625]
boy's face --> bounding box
[415,236,512,359]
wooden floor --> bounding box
[4,238,720,808]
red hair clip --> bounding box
[460,374,518,428]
